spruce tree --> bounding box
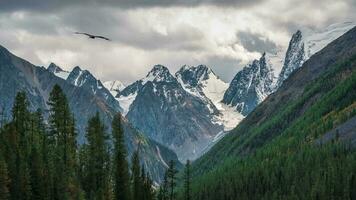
[48,85,78,199]
[167,160,177,200]
[29,109,46,200]
[143,172,154,200]
[184,160,191,200]
[112,113,131,200]
[0,156,10,200]
[131,150,141,200]
[11,92,32,200]
[84,113,111,199]
[159,172,169,200]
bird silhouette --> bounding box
[74,32,111,41]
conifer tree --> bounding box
[48,85,78,199]
[184,160,191,200]
[143,172,154,200]
[167,160,177,200]
[131,150,141,200]
[11,92,32,200]
[112,113,131,200]
[158,171,169,200]
[0,156,10,200]
[28,109,46,200]
[84,113,111,199]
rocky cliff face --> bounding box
[118,65,224,161]
[222,22,355,117]
[276,30,305,88]
[222,53,275,116]
[277,22,356,88]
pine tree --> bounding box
[184,160,191,200]
[167,160,177,200]
[140,165,146,200]
[29,109,46,200]
[48,85,79,199]
[29,146,43,200]
[159,172,169,200]
[84,113,111,199]
[131,150,141,200]
[0,156,10,200]
[143,172,154,200]
[112,113,131,200]
[11,92,32,200]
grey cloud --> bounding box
[0,7,208,52]
[237,31,277,54]
[204,55,243,82]
[0,0,263,12]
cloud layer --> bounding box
[0,0,355,83]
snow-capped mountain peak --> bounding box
[222,52,275,116]
[276,22,355,88]
[47,63,70,80]
[175,64,226,101]
[143,64,176,84]
[67,66,88,87]
[303,22,356,59]
[103,80,126,97]
[175,64,214,87]
[175,64,243,130]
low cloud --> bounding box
[237,31,278,54]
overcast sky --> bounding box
[0,0,355,84]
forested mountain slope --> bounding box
[181,26,356,199]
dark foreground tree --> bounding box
[157,172,169,200]
[83,113,111,199]
[0,155,10,200]
[167,160,177,200]
[112,113,131,200]
[184,160,191,200]
[0,88,156,200]
[131,150,141,200]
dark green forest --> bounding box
[175,55,356,199]
[0,85,158,200]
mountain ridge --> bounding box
[0,44,181,182]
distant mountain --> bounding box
[175,65,244,130]
[103,80,126,97]
[222,22,355,116]
[117,65,224,161]
[186,25,356,199]
[47,62,70,79]
[277,21,356,87]
[222,53,275,116]
[0,45,180,183]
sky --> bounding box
[0,0,355,84]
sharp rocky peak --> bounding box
[222,52,274,116]
[176,64,216,87]
[144,64,176,83]
[47,63,65,73]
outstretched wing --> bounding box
[95,35,111,41]
[74,32,93,37]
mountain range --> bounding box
[183,24,356,199]
[106,22,355,161]
[222,21,356,116]
[0,46,180,183]
[0,21,354,183]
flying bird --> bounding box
[74,32,111,41]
